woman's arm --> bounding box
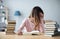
[38,19,45,33]
[17,18,26,35]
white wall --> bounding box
[58,0,60,27]
[4,0,60,32]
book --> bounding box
[45,33,54,35]
[44,28,56,29]
[7,29,15,31]
[23,31,40,35]
[6,32,15,35]
[45,24,55,27]
[44,34,52,37]
[8,20,16,24]
[6,31,14,32]
[44,29,55,31]
[7,24,15,26]
[45,20,56,24]
[7,25,15,28]
[44,30,58,37]
[45,27,56,28]
[44,31,54,33]
[7,27,15,29]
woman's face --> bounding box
[39,13,44,18]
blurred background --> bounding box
[2,0,60,33]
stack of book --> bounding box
[6,20,16,34]
[44,20,57,37]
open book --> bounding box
[23,30,40,35]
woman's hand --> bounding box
[18,31,23,35]
[17,29,23,35]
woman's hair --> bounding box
[29,6,44,30]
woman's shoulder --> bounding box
[23,18,30,22]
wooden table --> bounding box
[0,32,60,39]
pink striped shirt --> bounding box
[18,18,44,33]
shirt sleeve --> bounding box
[18,18,27,33]
[39,19,45,33]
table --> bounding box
[0,32,60,39]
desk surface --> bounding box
[0,32,60,39]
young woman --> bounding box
[17,6,45,35]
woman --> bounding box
[17,6,45,35]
